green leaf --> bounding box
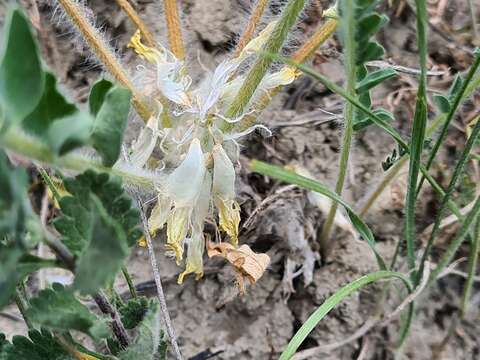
[119,296,149,329]
[22,72,93,156]
[23,73,77,135]
[0,8,44,125]
[432,94,451,113]
[355,68,397,93]
[46,112,93,156]
[55,170,142,257]
[250,160,386,269]
[89,78,114,116]
[279,271,412,360]
[27,283,109,340]
[118,300,167,360]
[353,107,394,131]
[91,85,131,167]
[73,195,129,295]
[0,247,60,308]
[0,329,75,360]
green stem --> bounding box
[15,289,33,329]
[222,0,306,131]
[122,266,137,299]
[0,127,156,190]
[404,0,428,272]
[417,118,480,284]
[460,216,480,318]
[320,0,356,255]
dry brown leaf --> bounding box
[207,241,270,293]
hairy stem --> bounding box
[116,0,156,47]
[1,127,156,190]
[137,198,183,360]
[162,0,185,60]
[233,0,269,57]
[319,0,356,256]
[223,0,306,129]
[234,14,337,133]
[56,0,150,120]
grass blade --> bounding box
[429,195,480,286]
[460,216,480,317]
[250,160,386,269]
[278,271,413,360]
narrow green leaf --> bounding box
[89,78,114,116]
[250,160,386,269]
[91,86,131,167]
[27,283,110,339]
[279,271,412,360]
[355,68,397,93]
[118,300,167,360]
[0,8,44,124]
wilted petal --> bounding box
[148,194,172,235]
[167,139,206,207]
[166,207,191,263]
[212,144,240,245]
[177,229,205,284]
[237,21,277,61]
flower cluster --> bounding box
[126,23,298,284]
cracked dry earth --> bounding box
[1,0,480,359]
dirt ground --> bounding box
[1,0,480,359]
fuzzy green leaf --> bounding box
[0,329,75,360]
[118,300,167,360]
[89,78,114,116]
[0,247,60,308]
[119,296,149,329]
[0,8,44,125]
[91,85,131,167]
[55,170,142,257]
[73,195,129,295]
[27,283,109,339]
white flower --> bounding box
[163,138,206,262]
[212,144,240,245]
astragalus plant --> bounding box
[1,0,339,287]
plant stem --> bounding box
[162,0,185,60]
[15,289,33,329]
[404,0,428,271]
[428,195,480,286]
[319,0,356,257]
[116,0,156,47]
[460,216,480,317]
[137,198,183,360]
[292,18,338,63]
[56,0,150,121]
[223,0,306,130]
[122,266,137,299]
[235,17,338,132]
[233,0,269,57]
[416,117,480,284]
[1,127,157,190]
